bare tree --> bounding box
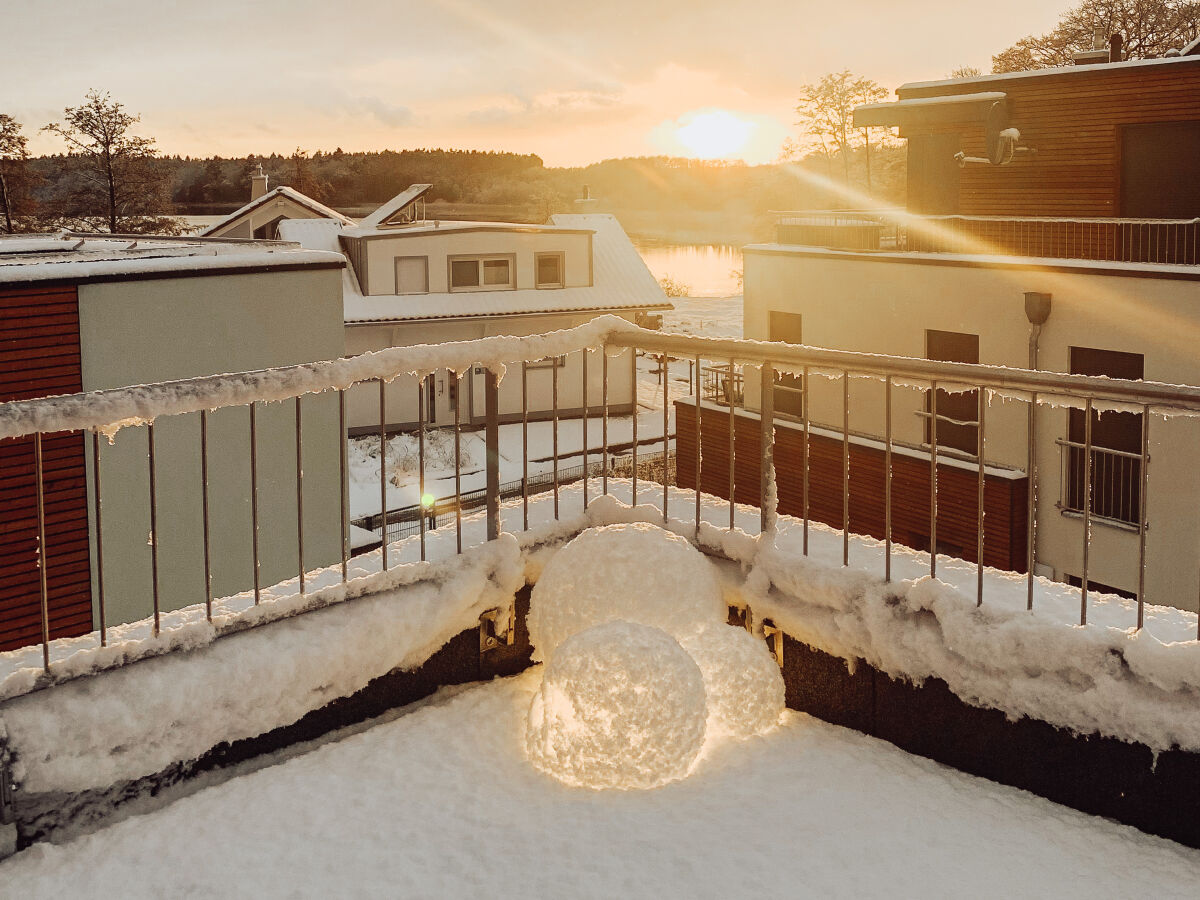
[795,71,890,191]
[993,0,1200,72]
[0,114,34,234]
[288,148,333,202]
[42,90,179,233]
[949,65,984,78]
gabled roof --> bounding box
[200,186,354,237]
[353,184,433,231]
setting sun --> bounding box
[674,109,755,159]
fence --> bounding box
[773,210,1200,266]
[4,317,1200,675]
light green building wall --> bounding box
[78,267,346,627]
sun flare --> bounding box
[674,109,755,159]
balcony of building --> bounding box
[1,319,1199,861]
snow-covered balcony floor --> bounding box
[5,669,1199,898]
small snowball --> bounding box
[525,621,707,791]
[682,625,786,739]
[528,523,725,663]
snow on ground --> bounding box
[660,294,744,340]
[4,670,1199,899]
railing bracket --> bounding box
[761,618,784,668]
[479,607,515,653]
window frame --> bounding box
[534,251,566,289]
[447,254,516,293]
[393,255,429,295]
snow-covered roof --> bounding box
[353,184,433,231]
[854,91,1006,127]
[0,232,345,285]
[341,213,669,323]
[280,212,670,323]
[898,52,1200,94]
[199,186,354,237]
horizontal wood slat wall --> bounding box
[1,284,93,652]
[899,60,1200,219]
[676,401,1028,572]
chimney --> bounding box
[250,164,269,201]
[573,184,600,213]
[1073,24,1112,64]
[1109,32,1124,62]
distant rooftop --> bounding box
[0,232,345,286]
[898,51,1200,94]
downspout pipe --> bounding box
[1024,292,1052,369]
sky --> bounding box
[6,0,1067,167]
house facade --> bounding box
[248,184,670,433]
[683,49,1200,610]
[0,234,347,649]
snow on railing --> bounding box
[3,317,1200,693]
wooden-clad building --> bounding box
[857,53,1200,219]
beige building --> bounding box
[205,183,670,433]
[736,53,1200,611]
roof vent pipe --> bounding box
[1110,33,1124,62]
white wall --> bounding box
[744,248,1200,610]
[78,268,346,627]
[360,229,592,295]
[343,314,637,433]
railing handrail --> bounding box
[605,332,1200,413]
[8,321,1200,443]
[0,317,640,441]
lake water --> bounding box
[630,238,743,298]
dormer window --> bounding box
[536,252,565,289]
[449,255,515,291]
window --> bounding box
[449,255,515,292]
[527,355,566,369]
[1064,347,1144,526]
[926,329,979,456]
[768,311,804,418]
[394,256,428,294]
[536,252,564,288]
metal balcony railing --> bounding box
[1057,439,1144,529]
[774,210,1200,265]
[3,318,1200,683]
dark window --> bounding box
[450,259,479,288]
[482,258,511,286]
[1065,347,1144,525]
[907,133,961,215]
[768,311,804,418]
[536,253,564,288]
[1065,574,1137,601]
[926,329,978,455]
[1121,122,1200,219]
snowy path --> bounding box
[4,671,1198,899]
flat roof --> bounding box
[0,233,345,287]
[898,52,1200,94]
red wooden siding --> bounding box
[676,401,1028,573]
[898,60,1200,219]
[1,284,93,652]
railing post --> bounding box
[929,381,938,579]
[485,368,501,542]
[1027,391,1037,610]
[759,361,776,535]
[1137,404,1150,629]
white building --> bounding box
[203,183,670,433]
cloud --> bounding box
[358,98,415,128]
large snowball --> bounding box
[528,523,724,663]
[682,624,786,739]
[525,621,708,790]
